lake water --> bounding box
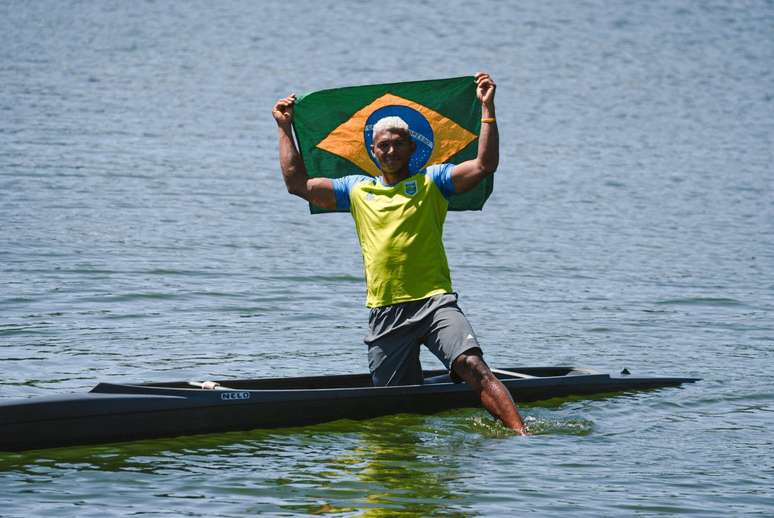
[1,0,773,515]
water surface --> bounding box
[1,0,773,515]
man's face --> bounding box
[371,130,416,174]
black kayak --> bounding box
[0,367,698,452]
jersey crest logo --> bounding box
[404,180,417,196]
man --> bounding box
[272,73,526,434]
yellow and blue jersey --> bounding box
[333,164,457,308]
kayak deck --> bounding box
[93,366,585,392]
[0,367,699,452]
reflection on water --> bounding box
[346,419,467,517]
[0,406,603,516]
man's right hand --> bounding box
[272,95,296,126]
[274,93,337,210]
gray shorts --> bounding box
[365,293,482,386]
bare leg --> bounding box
[452,352,527,435]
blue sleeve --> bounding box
[332,175,372,210]
[426,163,456,199]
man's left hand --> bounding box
[475,72,496,106]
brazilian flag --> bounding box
[292,76,492,213]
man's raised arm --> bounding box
[449,73,500,194]
[272,95,337,210]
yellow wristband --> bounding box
[481,117,496,123]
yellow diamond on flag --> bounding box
[316,93,477,177]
